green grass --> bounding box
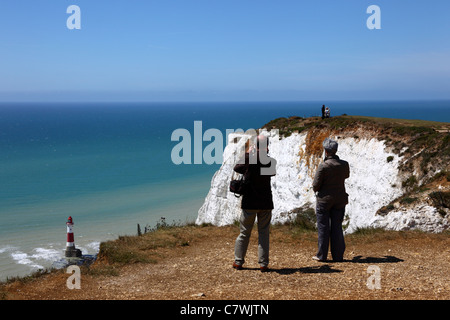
[429,191,450,217]
[0,268,56,285]
[96,218,215,267]
[351,226,387,236]
[339,115,449,129]
[263,114,449,139]
[99,227,194,265]
[400,197,418,204]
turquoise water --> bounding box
[0,101,449,280]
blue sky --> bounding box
[0,0,449,102]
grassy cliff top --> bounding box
[262,114,450,137]
[263,114,450,173]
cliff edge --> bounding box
[196,115,450,233]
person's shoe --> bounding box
[312,255,325,262]
[260,266,269,273]
[232,262,243,270]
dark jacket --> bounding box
[234,152,276,210]
[312,154,350,209]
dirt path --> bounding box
[2,226,449,300]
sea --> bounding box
[0,100,449,281]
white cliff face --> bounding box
[196,130,447,233]
[336,136,403,232]
[372,205,449,233]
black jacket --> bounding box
[234,152,276,210]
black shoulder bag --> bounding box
[229,166,250,198]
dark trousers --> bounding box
[316,202,346,261]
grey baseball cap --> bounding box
[323,138,338,153]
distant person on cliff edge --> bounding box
[321,105,326,119]
[232,135,276,272]
[312,138,350,262]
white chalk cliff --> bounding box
[196,121,450,233]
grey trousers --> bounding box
[316,202,346,262]
[234,209,272,267]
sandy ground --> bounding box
[1,226,449,301]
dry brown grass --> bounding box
[1,224,449,300]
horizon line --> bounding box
[1,98,450,104]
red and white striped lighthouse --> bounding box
[65,216,82,258]
[66,216,75,248]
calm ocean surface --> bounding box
[0,100,449,280]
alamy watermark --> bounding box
[170,121,277,175]
[66,265,81,290]
[366,265,381,290]
[367,5,381,30]
[65,263,382,292]
[66,5,81,30]
[65,4,381,31]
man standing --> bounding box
[233,135,276,272]
[321,105,325,119]
[312,138,350,262]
